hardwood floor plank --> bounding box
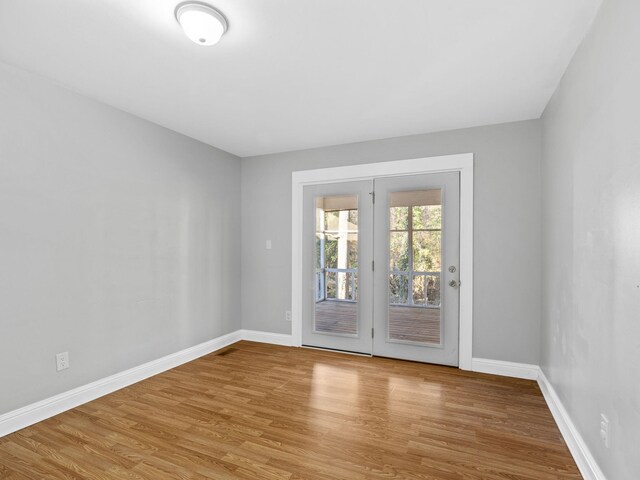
[0,341,580,479]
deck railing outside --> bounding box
[389,270,440,308]
[315,268,357,302]
[315,268,441,308]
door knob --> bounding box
[448,280,460,288]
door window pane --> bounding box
[412,231,441,272]
[390,206,408,230]
[387,190,442,344]
[426,274,441,307]
[412,274,426,305]
[314,195,358,335]
[389,273,409,304]
[412,205,442,230]
[389,232,409,271]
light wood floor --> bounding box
[0,341,580,479]
[315,300,441,343]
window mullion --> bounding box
[408,206,413,306]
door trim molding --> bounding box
[291,153,474,370]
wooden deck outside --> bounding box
[315,300,441,343]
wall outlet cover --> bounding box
[56,352,69,371]
[599,413,610,448]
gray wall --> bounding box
[540,0,640,477]
[241,120,542,364]
[0,62,241,415]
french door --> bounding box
[373,173,460,365]
[301,180,374,353]
[302,172,460,366]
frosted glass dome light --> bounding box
[175,2,228,46]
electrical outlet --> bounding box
[600,414,610,448]
[285,310,292,322]
[56,352,69,371]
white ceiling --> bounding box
[0,0,602,157]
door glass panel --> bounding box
[389,231,409,270]
[412,204,442,229]
[412,231,441,271]
[314,195,359,336]
[389,273,409,304]
[390,206,409,230]
[388,190,442,344]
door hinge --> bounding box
[371,327,374,338]
[369,191,375,204]
[371,260,375,271]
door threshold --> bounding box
[301,345,372,357]
[373,354,459,368]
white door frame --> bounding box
[291,153,474,370]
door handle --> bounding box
[448,280,460,288]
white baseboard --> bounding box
[0,334,609,480]
[0,329,296,437]
[240,329,294,346]
[471,357,541,380]
[0,330,243,438]
[537,370,607,480]
[473,358,607,479]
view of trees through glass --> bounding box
[314,193,442,309]
[315,206,358,302]
[389,201,442,308]
[313,191,443,344]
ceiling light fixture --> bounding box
[175,2,228,46]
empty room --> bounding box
[0,0,638,478]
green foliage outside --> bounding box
[316,205,442,306]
